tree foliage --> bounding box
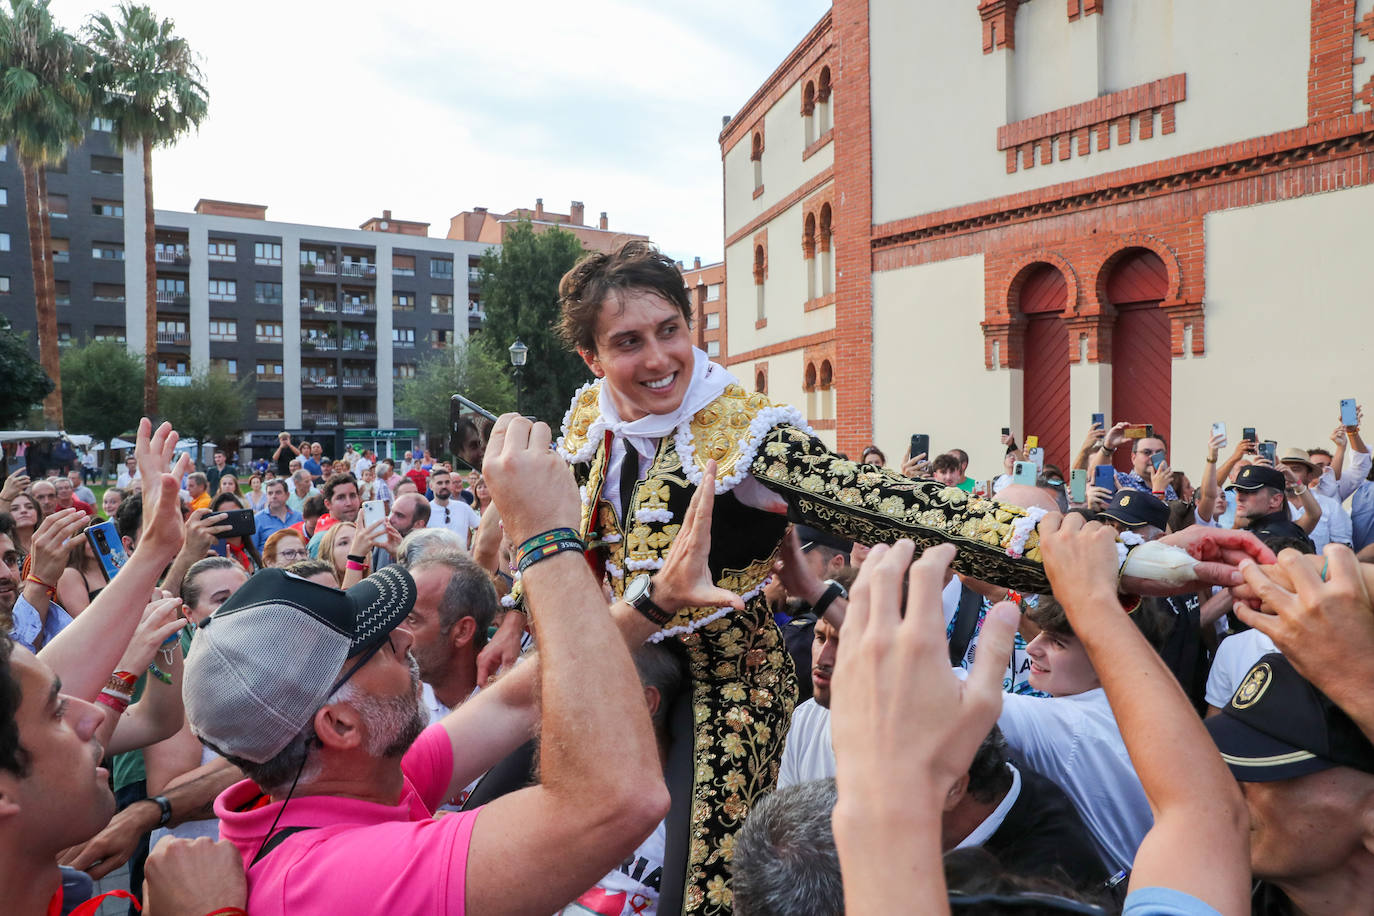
[59,338,141,466]
[158,368,250,467]
[0,314,53,427]
[475,221,591,425]
[396,339,515,452]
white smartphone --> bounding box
[1211,422,1227,448]
[361,499,386,529]
[1026,447,1045,470]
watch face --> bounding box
[625,574,650,604]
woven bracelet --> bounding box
[516,538,585,574]
[515,527,581,562]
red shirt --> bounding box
[405,467,430,493]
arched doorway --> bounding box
[1107,249,1171,472]
[1019,264,1070,470]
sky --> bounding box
[54,0,831,264]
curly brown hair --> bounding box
[557,240,693,353]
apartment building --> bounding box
[679,256,725,359]
[448,198,647,254]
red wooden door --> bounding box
[1107,250,1171,471]
[1020,265,1070,470]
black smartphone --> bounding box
[450,394,500,471]
[910,433,930,460]
[218,508,256,539]
[85,521,129,582]
[1001,426,1011,437]
[1242,427,1257,443]
[1093,464,1116,492]
[1259,440,1278,463]
[1091,412,1104,429]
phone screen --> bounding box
[1070,469,1087,503]
[1243,427,1257,443]
[1091,413,1104,429]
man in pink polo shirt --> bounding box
[183,415,672,914]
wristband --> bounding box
[202,909,249,916]
[345,559,367,571]
[811,579,848,618]
[1152,490,1166,497]
[96,690,130,714]
[24,574,57,599]
[515,528,581,562]
[1099,445,1115,455]
[346,553,368,564]
[1205,457,1218,464]
[148,663,173,685]
[109,670,139,691]
[516,537,585,573]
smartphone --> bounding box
[1070,468,1087,503]
[362,499,386,529]
[910,434,930,461]
[1093,464,1117,492]
[1259,441,1278,463]
[1001,427,1011,437]
[218,508,256,540]
[1122,424,1150,439]
[1341,398,1359,427]
[1012,461,1038,486]
[450,393,500,471]
[1025,435,1039,449]
[1211,422,1228,448]
[1026,447,1045,469]
[1091,413,1105,429]
[85,521,128,582]
[1242,427,1257,443]
[1150,451,1167,471]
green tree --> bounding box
[159,368,250,468]
[0,314,53,427]
[0,0,94,426]
[475,221,591,424]
[59,338,141,474]
[396,340,515,451]
[87,3,208,416]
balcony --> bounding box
[155,250,190,267]
[339,263,376,280]
[301,410,338,427]
[156,290,190,306]
[341,376,374,390]
[392,338,415,349]
[343,412,378,427]
[301,299,337,314]
[303,375,338,389]
[339,301,375,317]
[257,409,285,422]
[255,372,284,384]
[340,338,377,353]
[156,330,189,345]
[301,261,337,276]
[302,336,338,352]
[468,268,482,285]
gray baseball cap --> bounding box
[184,565,416,764]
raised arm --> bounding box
[1196,432,1224,523]
[1039,514,1250,912]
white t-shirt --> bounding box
[777,698,834,788]
[428,498,481,547]
[560,820,665,916]
[422,681,481,808]
[1205,629,1278,710]
[995,686,1153,874]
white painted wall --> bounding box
[724,80,834,240]
[738,349,839,450]
[1170,184,1374,469]
[871,254,1020,481]
[869,0,1310,224]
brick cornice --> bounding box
[872,113,1374,253]
[724,328,836,366]
[726,167,834,248]
[721,11,834,155]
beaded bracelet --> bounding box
[515,527,581,563]
[516,537,585,574]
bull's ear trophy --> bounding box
[449,394,499,472]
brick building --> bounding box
[447,199,647,254]
[721,0,1374,475]
[680,256,725,358]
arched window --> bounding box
[802,81,817,146]
[803,211,817,301]
[756,369,767,394]
[817,203,833,297]
[1106,248,1171,470]
[751,131,764,192]
[818,359,834,420]
[804,362,818,420]
[1018,263,1070,469]
[817,66,833,134]
[753,244,766,321]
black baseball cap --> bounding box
[1098,489,1169,531]
[1206,653,1374,782]
[1226,464,1286,493]
[794,524,852,554]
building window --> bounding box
[48,194,67,217]
[392,327,415,346]
[155,241,186,262]
[817,203,833,297]
[207,240,236,261]
[706,283,721,302]
[705,312,720,330]
[156,319,187,344]
[816,66,833,134]
[802,80,816,146]
[392,254,415,277]
[156,277,186,303]
[430,329,454,348]
[256,360,283,379]
[208,319,237,342]
[0,233,8,252]
[158,356,190,376]
[430,258,453,280]
[431,294,453,315]
[92,242,124,260]
[0,276,8,293]
[208,279,237,302]
[55,281,70,305]
[393,363,416,379]
[52,239,68,262]
[210,358,238,376]
[706,340,720,357]
[393,292,414,311]
[751,131,764,192]
[92,116,115,131]
[58,324,72,347]
[254,242,282,265]
[753,244,766,321]
[94,325,125,342]
[90,155,123,175]
[92,199,122,217]
[255,321,282,343]
[257,398,284,422]
[255,282,283,305]
[0,188,7,206]
[93,283,125,302]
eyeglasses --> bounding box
[1136,448,1164,457]
[277,549,308,561]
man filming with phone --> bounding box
[1091,422,1177,501]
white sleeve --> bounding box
[1340,450,1373,502]
[1330,500,1354,546]
[994,691,1077,781]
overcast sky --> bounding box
[53,0,830,264]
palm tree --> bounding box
[0,0,93,426]
[86,3,207,416]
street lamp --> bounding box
[509,338,528,415]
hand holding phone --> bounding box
[1093,464,1117,493]
[1341,398,1359,428]
[1210,422,1228,450]
[910,434,930,465]
[1091,413,1105,430]
[85,520,129,582]
[1069,468,1087,503]
[362,499,386,529]
[1150,451,1167,471]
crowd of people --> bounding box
[2,240,1374,916]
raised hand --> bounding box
[1103,421,1130,451]
[27,508,88,589]
[0,472,30,504]
[1149,461,1172,493]
[481,414,579,547]
[1080,422,1106,454]
[115,596,186,674]
[182,509,231,560]
[653,460,744,615]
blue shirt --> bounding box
[1351,480,1374,552]
[9,595,73,653]
[302,457,323,480]
[1122,887,1221,915]
[253,507,303,551]
[1115,470,1177,502]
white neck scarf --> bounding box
[599,348,738,461]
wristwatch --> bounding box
[147,794,173,828]
[624,574,673,627]
[812,578,848,618]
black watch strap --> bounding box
[812,579,848,618]
[149,794,172,828]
